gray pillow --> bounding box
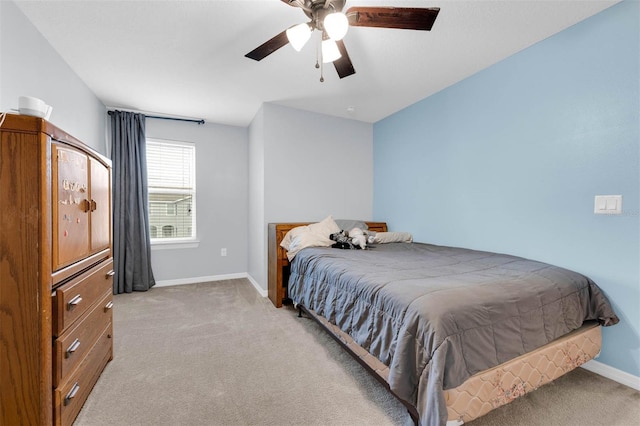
[334,219,368,231]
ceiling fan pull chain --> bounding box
[315,34,320,69]
[316,33,324,83]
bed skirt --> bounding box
[302,306,601,425]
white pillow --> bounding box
[285,231,334,261]
[280,216,341,260]
[280,225,307,251]
[307,215,340,238]
[372,231,413,244]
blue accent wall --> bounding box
[374,1,639,377]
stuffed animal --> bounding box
[349,227,367,250]
[329,227,367,250]
[330,230,353,249]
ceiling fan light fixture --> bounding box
[324,12,349,41]
[321,38,342,63]
[286,22,312,51]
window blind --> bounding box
[146,140,196,240]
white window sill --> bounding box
[151,239,200,250]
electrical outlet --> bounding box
[221,248,227,257]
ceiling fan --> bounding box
[245,0,440,81]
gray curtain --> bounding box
[110,110,156,293]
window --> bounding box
[146,139,196,245]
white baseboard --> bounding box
[154,272,267,297]
[581,359,640,391]
[246,274,268,297]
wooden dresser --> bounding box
[0,114,114,425]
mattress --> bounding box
[288,242,617,425]
[307,307,601,424]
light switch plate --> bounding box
[594,195,622,215]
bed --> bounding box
[267,220,618,426]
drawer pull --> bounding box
[106,270,115,278]
[104,301,114,312]
[64,383,80,406]
[67,295,83,311]
[65,339,81,358]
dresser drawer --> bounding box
[53,292,113,387]
[53,258,113,336]
[54,324,113,426]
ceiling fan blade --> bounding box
[280,0,301,7]
[346,7,440,31]
[333,40,355,79]
[245,30,289,61]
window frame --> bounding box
[146,138,198,249]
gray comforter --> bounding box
[287,242,618,426]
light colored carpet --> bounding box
[74,279,640,426]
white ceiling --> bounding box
[15,0,619,127]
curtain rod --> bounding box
[107,109,205,125]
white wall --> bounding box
[263,104,374,224]
[248,107,266,287]
[0,0,106,155]
[1,0,373,294]
[146,119,249,283]
[248,103,374,291]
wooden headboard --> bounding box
[267,222,388,308]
